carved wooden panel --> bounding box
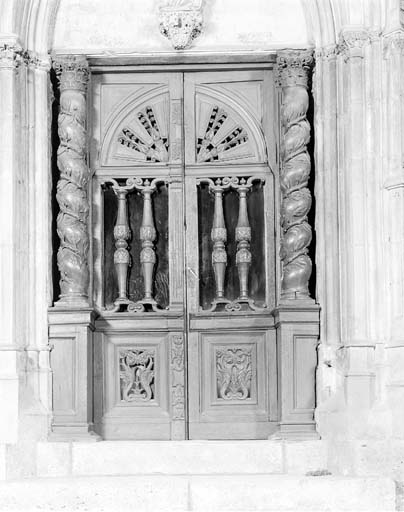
[184,71,271,166]
[96,331,171,439]
[51,337,77,416]
[188,329,277,439]
[91,73,183,169]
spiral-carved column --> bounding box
[276,50,314,301]
[53,56,90,306]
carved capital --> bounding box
[53,55,89,92]
[338,28,371,60]
[383,30,404,58]
[276,50,313,88]
[158,0,203,50]
[0,44,23,70]
[315,44,337,61]
[22,50,51,71]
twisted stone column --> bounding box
[276,50,314,301]
[53,56,90,306]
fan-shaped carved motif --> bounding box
[196,99,258,163]
[101,89,170,166]
[197,106,249,163]
[117,106,169,163]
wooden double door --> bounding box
[92,68,279,439]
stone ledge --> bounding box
[0,475,395,511]
[36,440,329,477]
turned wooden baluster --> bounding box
[139,183,157,302]
[211,182,227,299]
[235,179,252,300]
[113,189,131,304]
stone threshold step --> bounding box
[0,475,395,511]
[37,440,328,477]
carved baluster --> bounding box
[276,50,313,300]
[140,183,157,302]
[211,181,227,300]
[235,179,252,300]
[113,189,131,304]
[53,56,90,306]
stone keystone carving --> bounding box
[276,50,314,301]
[158,0,203,50]
[53,56,90,306]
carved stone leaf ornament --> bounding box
[158,0,203,50]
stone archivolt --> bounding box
[277,50,313,301]
[53,56,90,306]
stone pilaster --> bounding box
[312,44,342,416]
[0,42,23,443]
[382,30,404,439]
[315,28,387,441]
[276,50,314,302]
[53,56,90,307]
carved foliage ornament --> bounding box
[276,50,313,88]
[216,347,253,400]
[171,335,185,420]
[338,29,371,60]
[119,349,155,402]
[0,44,50,70]
[159,0,203,50]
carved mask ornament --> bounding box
[159,0,203,50]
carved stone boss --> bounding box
[159,0,203,50]
[276,51,314,301]
[53,57,90,306]
[104,177,166,313]
[197,176,264,312]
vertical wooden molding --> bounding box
[53,56,90,307]
[276,50,314,301]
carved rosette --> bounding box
[159,1,203,50]
[276,50,313,300]
[53,56,90,306]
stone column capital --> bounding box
[53,55,89,92]
[0,44,23,70]
[383,29,404,58]
[276,50,313,88]
[338,28,371,60]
